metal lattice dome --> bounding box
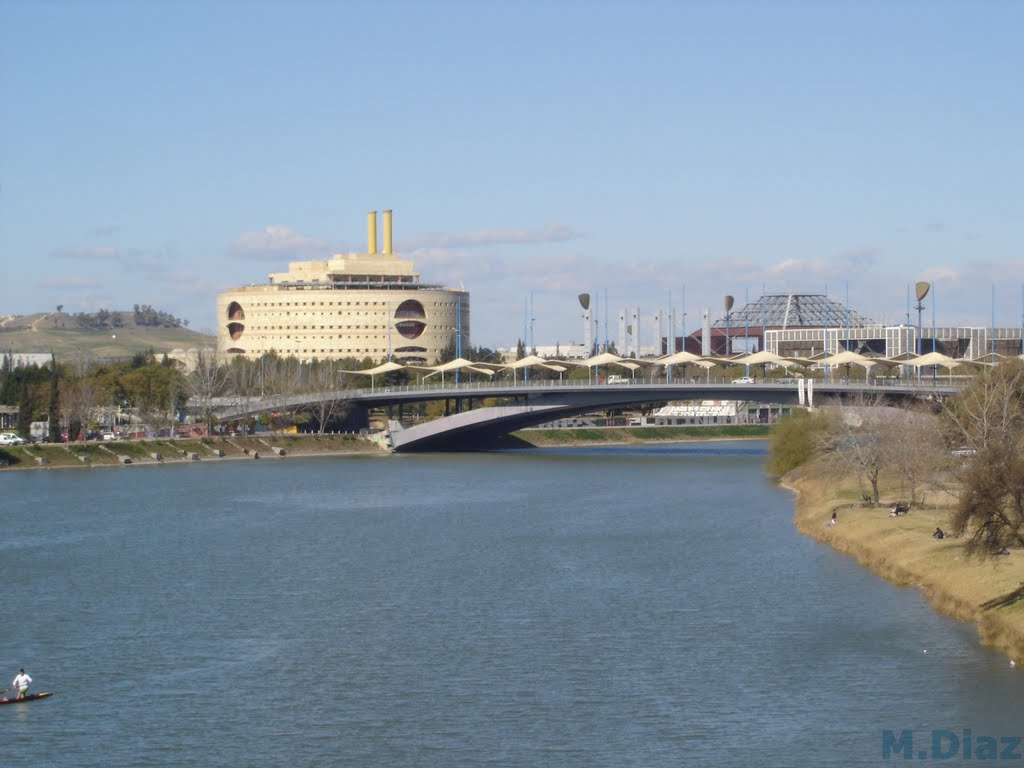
[712,293,875,329]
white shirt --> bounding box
[12,673,31,690]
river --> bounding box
[4,442,1021,766]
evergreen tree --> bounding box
[48,365,60,442]
[16,382,32,436]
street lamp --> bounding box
[914,281,930,355]
[915,281,930,381]
[723,295,735,356]
[578,293,592,356]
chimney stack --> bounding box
[383,209,393,255]
[367,210,378,254]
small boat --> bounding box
[0,692,54,705]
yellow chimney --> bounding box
[367,210,378,254]
[383,209,393,255]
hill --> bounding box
[0,311,215,359]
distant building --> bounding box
[216,211,470,364]
[4,352,54,370]
[686,293,1023,360]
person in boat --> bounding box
[11,669,31,699]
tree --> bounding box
[186,350,228,434]
[884,404,949,507]
[303,359,351,434]
[946,360,1024,555]
[766,408,828,476]
[225,357,262,435]
[944,360,1024,454]
[818,398,892,505]
[62,378,100,440]
[48,365,61,441]
[16,383,32,436]
[953,440,1024,555]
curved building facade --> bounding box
[217,210,470,364]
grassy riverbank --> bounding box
[786,459,1024,662]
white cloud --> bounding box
[919,266,959,282]
[52,245,118,261]
[231,226,329,261]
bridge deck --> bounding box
[194,376,961,452]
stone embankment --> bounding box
[0,433,381,470]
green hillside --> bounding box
[0,311,215,359]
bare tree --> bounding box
[818,397,892,505]
[946,360,1024,555]
[944,360,1024,453]
[303,359,351,434]
[882,404,951,508]
[187,350,228,434]
[61,378,100,441]
[226,357,261,434]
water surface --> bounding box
[4,443,1020,766]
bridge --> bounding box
[196,377,959,452]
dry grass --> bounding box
[788,461,1024,661]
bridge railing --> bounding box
[195,371,966,415]
[342,373,966,398]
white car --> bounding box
[0,432,27,445]
[732,377,756,384]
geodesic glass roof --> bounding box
[712,293,875,329]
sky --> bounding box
[1,0,1022,350]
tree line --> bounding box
[0,350,398,442]
[66,305,190,329]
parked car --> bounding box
[732,377,756,384]
[0,432,27,445]
[607,375,629,384]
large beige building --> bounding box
[217,210,470,364]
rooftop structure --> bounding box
[712,293,876,330]
[217,211,470,364]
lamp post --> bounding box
[914,281,930,381]
[578,293,591,356]
[723,295,734,357]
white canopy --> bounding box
[505,354,553,370]
[429,357,479,372]
[657,351,705,366]
[343,360,406,390]
[349,361,405,376]
[819,351,879,368]
[578,352,625,367]
[903,351,963,369]
[733,350,794,367]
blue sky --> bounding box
[1,0,1021,349]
